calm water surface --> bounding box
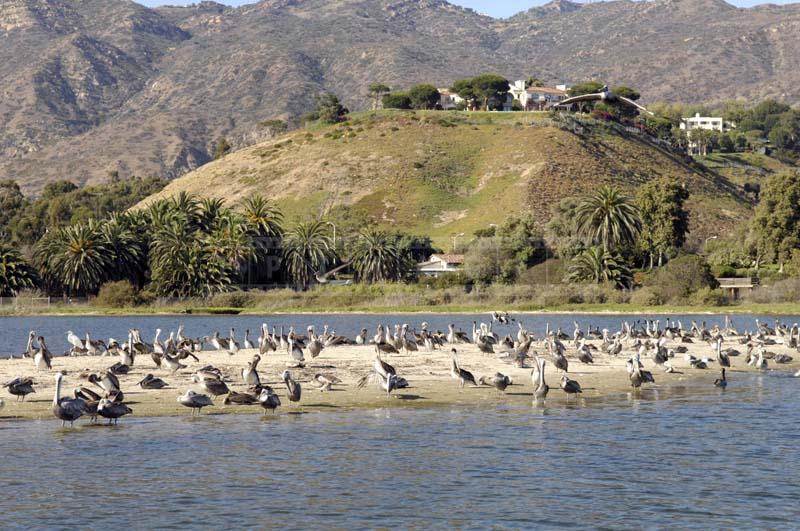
[0,312,795,355]
[1,372,799,529]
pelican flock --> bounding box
[1,316,799,426]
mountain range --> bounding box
[2,0,799,191]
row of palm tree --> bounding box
[1,192,412,297]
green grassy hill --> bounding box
[140,111,752,248]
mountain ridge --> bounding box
[2,0,800,192]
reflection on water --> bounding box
[1,372,799,529]
[0,312,796,355]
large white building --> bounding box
[680,113,731,133]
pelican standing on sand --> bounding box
[533,358,549,403]
[450,349,477,388]
[53,372,86,426]
[560,375,582,400]
[178,390,213,415]
[258,386,281,414]
[34,336,52,371]
[282,370,302,404]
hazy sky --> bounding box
[138,0,799,18]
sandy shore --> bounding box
[2,337,798,422]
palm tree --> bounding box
[100,214,147,286]
[34,221,111,295]
[149,218,233,297]
[282,221,337,288]
[351,229,404,282]
[197,197,227,232]
[567,246,631,288]
[241,195,284,238]
[575,185,641,251]
[0,245,37,296]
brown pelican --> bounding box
[258,386,281,414]
[223,391,259,405]
[355,328,369,345]
[88,371,121,397]
[97,399,132,424]
[20,331,36,358]
[715,338,730,368]
[288,333,306,365]
[227,328,240,356]
[162,352,187,374]
[447,324,471,344]
[178,390,213,415]
[378,371,400,397]
[306,326,324,358]
[74,386,101,423]
[577,339,594,364]
[450,349,477,388]
[53,373,86,426]
[560,375,582,400]
[533,358,549,403]
[3,377,35,401]
[478,372,511,392]
[282,370,301,404]
[85,333,107,356]
[34,336,52,371]
[313,373,341,391]
[191,373,230,397]
[243,329,255,350]
[242,355,262,387]
[714,369,727,388]
[138,374,168,389]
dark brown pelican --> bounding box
[192,374,230,397]
[3,377,35,401]
[223,391,259,405]
[53,373,86,426]
[282,370,302,404]
[242,354,261,387]
[258,386,281,414]
[34,336,52,371]
[560,375,582,400]
[450,349,477,388]
[97,399,132,424]
[138,374,168,389]
[478,372,511,392]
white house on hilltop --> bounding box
[439,80,568,111]
[680,113,734,133]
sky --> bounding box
[138,0,799,19]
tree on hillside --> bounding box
[526,76,544,87]
[567,81,605,98]
[368,83,391,110]
[611,85,641,117]
[575,185,641,252]
[382,92,412,109]
[750,172,800,271]
[450,78,479,110]
[471,74,510,111]
[407,84,441,110]
[451,74,510,111]
[213,137,231,160]
[635,178,690,268]
[306,93,349,124]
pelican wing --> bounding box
[618,96,655,116]
[559,93,603,106]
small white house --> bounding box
[509,80,568,111]
[416,254,464,277]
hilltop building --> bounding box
[416,254,464,277]
[680,113,734,133]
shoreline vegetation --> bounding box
[5,282,800,316]
[3,337,798,423]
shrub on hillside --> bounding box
[95,280,138,308]
[691,287,731,307]
[642,255,717,303]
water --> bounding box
[2,372,799,529]
[0,312,792,356]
